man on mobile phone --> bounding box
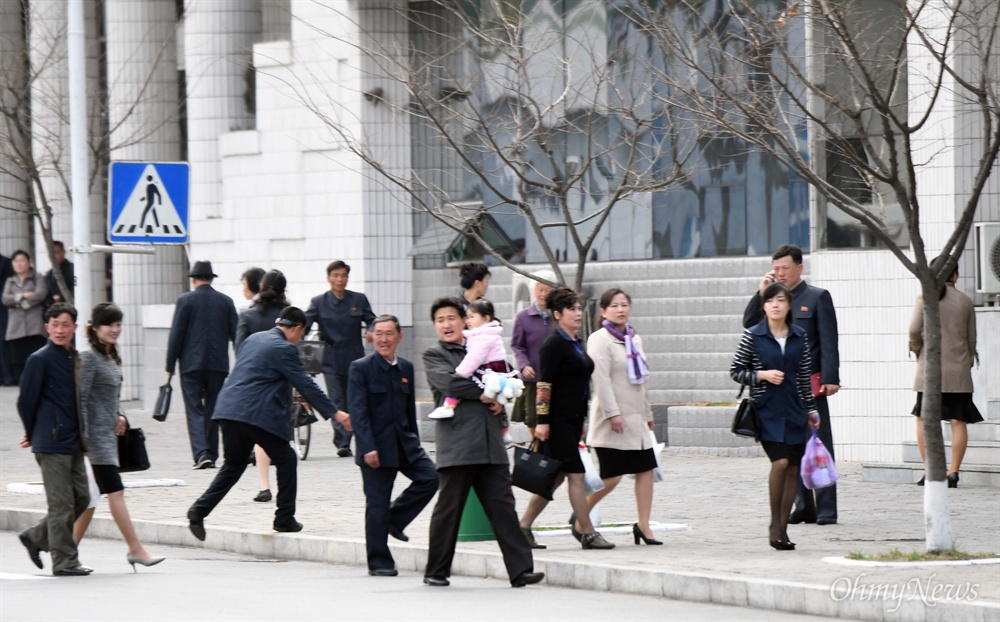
[743,244,841,525]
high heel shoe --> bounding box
[126,553,165,572]
[948,472,959,488]
[632,523,663,545]
[769,540,795,551]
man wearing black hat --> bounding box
[166,261,239,469]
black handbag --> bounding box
[153,375,172,422]
[731,384,761,442]
[512,441,562,500]
[118,418,151,472]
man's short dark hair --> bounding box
[430,297,466,321]
[45,302,77,323]
[276,306,307,327]
[372,314,401,332]
[772,244,803,265]
[326,260,350,275]
[52,240,65,252]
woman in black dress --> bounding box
[518,287,614,550]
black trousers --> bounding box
[425,464,533,581]
[180,370,227,462]
[190,420,298,527]
[322,372,353,450]
[360,452,439,571]
[794,395,837,520]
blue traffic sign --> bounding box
[108,162,189,244]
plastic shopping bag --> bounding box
[650,429,665,483]
[580,444,605,494]
[801,430,837,489]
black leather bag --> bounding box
[118,419,151,472]
[153,376,172,422]
[512,441,562,500]
[731,384,761,441]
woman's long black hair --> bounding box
[256,270,289,313]
[761,282,794,327]
[87,302,123,365]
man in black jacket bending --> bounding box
[743,244,841,525]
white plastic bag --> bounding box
[650,429,664,483]
[580,444,605,494]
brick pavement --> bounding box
[2,386,998,619]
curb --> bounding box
[3,508,998,622]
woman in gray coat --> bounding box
[80,303,164,570]
[2,250,48,382]
[909,259,981,488]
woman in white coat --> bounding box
[577,288,662,546]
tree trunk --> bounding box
[917,276,952,552]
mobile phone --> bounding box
[769,274,777,284]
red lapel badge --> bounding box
[801,306,808,312]
[401,377,409,384]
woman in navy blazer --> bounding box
[731,282,819,551]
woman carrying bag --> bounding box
[582,288,661,545]
[730,282,819,551]
[80,303,164,571]
[518,287,614,550]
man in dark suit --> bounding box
[187,307,349,539]
[0,252,16,385]
[166,261,239,469]
[348,314,438,576]
[743,244,841,525]
[305,260,376,457]
[45,241,75,309]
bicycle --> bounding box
[289,339,326,461]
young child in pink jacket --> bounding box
[428,300,514,442]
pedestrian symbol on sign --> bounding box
[109,163,188,241]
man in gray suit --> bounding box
[187,307,350,539]
[166,261,238,469]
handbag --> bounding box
[153,375,172,422]
[118,417,151,473]
[512,440,562,500]
[731,384,761,441]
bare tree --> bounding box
[641,0,999,551]
[294,0,697,291]
[0,2,180,304]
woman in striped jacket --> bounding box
[730,282,819,551]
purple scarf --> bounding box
[602,320,649,385]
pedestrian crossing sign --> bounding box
[108,162,189,244]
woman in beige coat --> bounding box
[2,250,49,382]
[909,261,981,488]
[578,288,661,546]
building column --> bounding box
[105,0,186,398]
[27,0,104,305]
[0,0,33,253]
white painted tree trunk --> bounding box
[923,480,953,552]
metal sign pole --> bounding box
[68,0,91,342]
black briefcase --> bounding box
[512,441,562,500]
[118,421,151,473]
[153,377,172,422]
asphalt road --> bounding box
[0,532,837,622]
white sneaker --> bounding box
[428,406,455,420]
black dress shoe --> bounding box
[274,520,304,533]
[19,531,43,569]
[369,568,399,577]
[337,447,353,458]
[253,489,272,503]
[816,518,837,525]
[188,509,206,541]
[568,513,582,543]
[948,472,960,488]
[388,525,409,542]
[423,575,450,586]
[54,565,93,576]
[917,476,926,486]
[788,509,816,525]
[769,540,796,551]
[511,571,544,587]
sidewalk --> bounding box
[2,386,997,621]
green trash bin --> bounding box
[457,489,496,541]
